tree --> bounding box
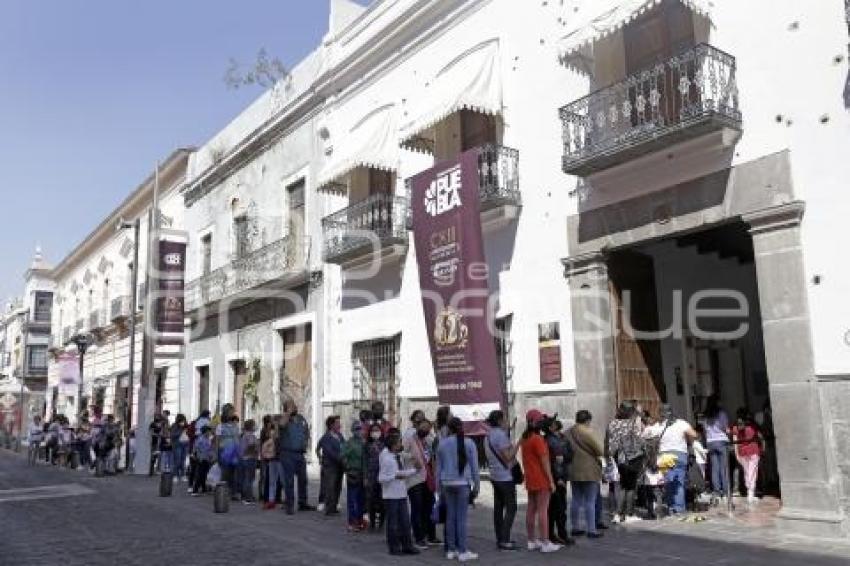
[224,48,289,90]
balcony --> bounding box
[477,144,521,213]
[560,43,741,177]
[89,310,106,332]
[322,193,409,268]
[185,235,309,312]
[110,296,132,323]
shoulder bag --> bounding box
[488,436,524,485]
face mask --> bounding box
[370,432,381,440]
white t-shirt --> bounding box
[647,419,692,454]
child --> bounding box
[260,418,281,509]
[239,419,259,505]
[378,431,419,556]
[192,426,214,496]
[342,421,367,531]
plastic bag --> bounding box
[207,463,221,487]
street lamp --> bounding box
[70,332,91,422]
[118,217,140,471]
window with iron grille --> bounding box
[233,216,251,259]
[33,291,53,323]
[27,345,48,371]
[352,335,400,425]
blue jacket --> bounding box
[436,435,480,491]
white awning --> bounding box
[399,39,502,151]
[316,102,400,190]
[557,0,713,60]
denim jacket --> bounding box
[436,435,480,492]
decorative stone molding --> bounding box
[743,201,805,235]
[119,237,135,258]
[309,270,324,291]
[562,250,608,280]
[97,256,113,274]
[83,269,94,285]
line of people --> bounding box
[25,409,125,474]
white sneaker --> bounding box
[610,515,622,524]
[527,540,542,551]
[539,541,561,553]
[623,515,643,524]
[446,551,458,560]
[317,503,325,512]
[457,551,479,562]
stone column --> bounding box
[563,251,617,434]
[744,202,845,537]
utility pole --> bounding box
[133,164,160,475]
[119,217,141,471]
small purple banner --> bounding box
[409,147,504,426]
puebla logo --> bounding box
[163,253,182,267]
[425,166,463,216]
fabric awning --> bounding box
[399,39,502,151]
[557,0,713,60]
[317,102,400,190]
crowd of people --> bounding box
[25,407,126,473]
[23,394,769,561]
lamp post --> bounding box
[118,217,141,471]
[70,333,91,423]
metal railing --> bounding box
[185,235,309,311]
[111,296,132,322]
[322,193,409,263]
[560,43,741,175]
[478,144,521,210]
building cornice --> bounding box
[184,0,485,207]
[51,148,194,280]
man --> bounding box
[278,400,313,514]
[317,415,344,515]
[484,410,519,551]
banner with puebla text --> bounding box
[409,147,504,427]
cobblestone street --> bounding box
[1,450,847,566]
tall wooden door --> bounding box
[282,325,312,415]
[608,251,666,418]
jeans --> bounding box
[548,484,568,540]
[570,481,599,534]
[347,479,365,524]
[160,449,173,473]
[367,481,384,528]
[265,460,283,503]
[192,460,211,493]
[79,441,91,467]
[443,484,470,553]
[663,451,688,513]
[173,444,187,479]
[385,498,414,553]
[708,441,730,495]
[321,464,343,513]
[491,480,517,545]
[221,463,240,499]
[280,451,308,510]
[408,482,436,543]
[241,459,257,501]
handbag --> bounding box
[487,437,524,485]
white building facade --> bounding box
[46,150,192,426]
[178,0,849,536]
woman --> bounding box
[378,431,419,556]
[704,395,730,502]
[170,414,189,482]
[568,410,604,538]
[521,410,560,553]
[215,404,242,500]
[606,402,645,523]
[405,418,437,547]
[732,409,763,504]
[366,422,386,529]
[436,417,480,562]
[644,405,697,515]
[484,410,519,550]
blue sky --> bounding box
[0,0,367,304]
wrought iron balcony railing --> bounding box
[478,144,521,210]
[560,43,741,176]
[111,296,132,322]
[185,235,309,311]
[322,193,409,265]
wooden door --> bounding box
[197,366,210,414]
[460,110,498,151]
[623,0,697,127]
[282,325,312,415]
[608,251,666,418]
[232,360,248,420]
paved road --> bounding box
[0,451,847,566]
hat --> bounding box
[351,421,363,433]
[526,409,545,425]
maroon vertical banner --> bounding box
[410,147,504,427]
[156,234,187,345]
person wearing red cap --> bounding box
[520,409,561,554]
